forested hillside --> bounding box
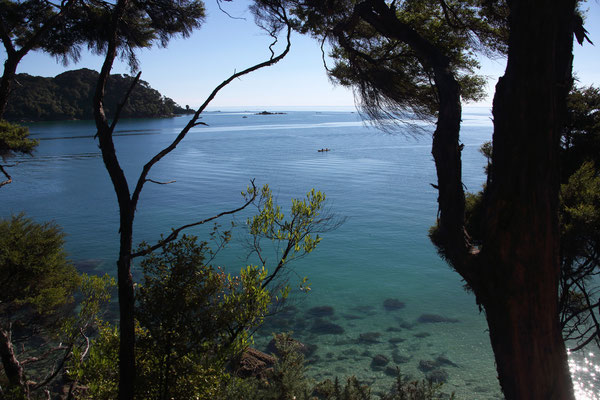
[4,69,190,121]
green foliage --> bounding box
[248,185,325,255]
[264,333,311,399]
[0,214,114,398]
[137,234,271,399]
[559,161,600,348]
[562,85,600,179]
[73,234,272,400]
[245,184,338,295]
[0,120,38,157]
[0,0,205,67]
[4,69,188,121]
[0,214,79,323]
[380,374,453,400]
[291,0,506,122]
[72,185,337,399]
[69,322,120,400]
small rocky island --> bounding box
[255,111,287,115]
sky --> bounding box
[5,0,600,109]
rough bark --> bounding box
[92,1,136,398]
[0,327,26,391]
[0,55,19,119]
[476,0,576,398]
[353,0,470,272]
[343,0,576,398]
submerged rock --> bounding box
[418,360,437,372]
[417,313,459,323]
[384,366,399,377]
[386,326,402,332]
[310,318,345,335]
[399,321,415,329]
[307,305,335,317]
[370,354,390,369]
[342,313,363,320]
[435,355,459,368]
[426,368,449,383]
[414,332,431,338]
[383,298,405,311]
[392,351,411,364]
[351,305,376,314]
[342,348,359,356]
[358,332,382,344]
[388,337,405,344]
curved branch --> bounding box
[129,16,292,212]
[0,164,12,187]
[131,180,258,258]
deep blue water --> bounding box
[2,109,596,399]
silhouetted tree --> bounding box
[292,0,582,398]
[91,0,292,398]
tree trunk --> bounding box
[430,64,468,268]
[477,0,576,398]
[117,230,136,400]
[353,0,471,271]
[0,55,19,119]
[0,327,25,390]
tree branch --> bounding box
[110,71,142,132]
[129,14,292,213]
[130,180,258,258]
[0,164,12,187]
[145,178,176,185]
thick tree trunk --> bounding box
[0,55,19,119]
[477,0,576,398]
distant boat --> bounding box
[317,148,330,152]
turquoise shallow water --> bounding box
[2,109,596,399]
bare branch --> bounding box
[129,14,292,213]
[216,0,246,21]
[131,180,258,258]
[30,343,73,390]
[0,164,12,187]
[78,328,91,362]
[20,344,68,366]
[145,178,176,185]
[320,36,331,73]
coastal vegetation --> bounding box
[0,0,597,399]
[3,69,191,122]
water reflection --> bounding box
[570,351,600,400]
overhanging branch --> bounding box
[130,180,258,258]
[129,13,292,212]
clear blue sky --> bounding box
[5,0,600,109]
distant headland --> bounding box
[4,68,193,122]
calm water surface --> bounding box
[2,109,597,399]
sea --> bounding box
[2,108,598,399]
